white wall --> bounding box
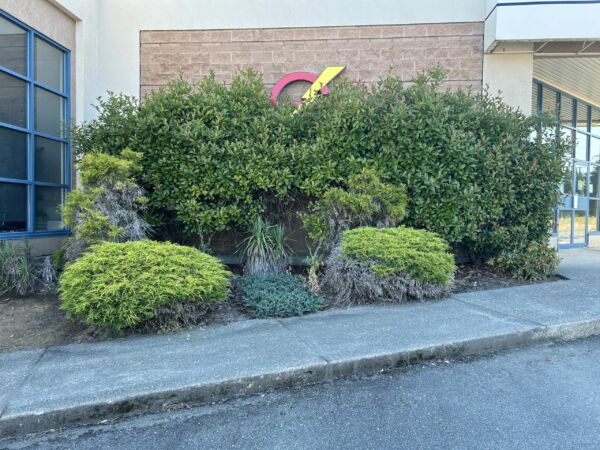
[485,1,600,51]
[55,0,486,121]
[483,52,534,115]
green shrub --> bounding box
[488,241,559,281]
[235,275,325,318]
[73,69,567,260]
[59,241,230,330]
[62,149,150,261]
[323,226,456,305]
[301,168,407,247]
[71,93,139,157]
[341,227,455,284]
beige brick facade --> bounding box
[140,22,484,98]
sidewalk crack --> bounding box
[276,319,330,364]
[452,298,545,327]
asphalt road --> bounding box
[3,337,600,450]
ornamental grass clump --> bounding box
[0,241,58,295]
[323,226,456,306]
[59,240,230,330]
[238,216,291,276]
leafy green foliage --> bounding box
[235,275,325,318]
[238,216,291,275]
[301,168,407,246]
[77,148,142,188]
[59,241,230,330]
[62,149,149,260]
[71,93,139,157]
[488,241,559,281]
[340,227,456,284]
[72,69,567,259]
[322,226,455,305]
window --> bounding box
[0,11,70,237]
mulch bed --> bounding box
[0,264,564,354]
[452,264,565,294]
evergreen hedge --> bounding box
[72,69,568,258]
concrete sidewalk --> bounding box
[2,249,600,437]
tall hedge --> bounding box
[72,69,567,258]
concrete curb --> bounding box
[2,318,599,438]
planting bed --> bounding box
[0,264,563,353]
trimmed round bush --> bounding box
[234,275,325,318]
[323,226,456,306]
[59,240,230,330]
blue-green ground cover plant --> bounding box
[234,275,325,318]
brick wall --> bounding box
[140,22,484,98]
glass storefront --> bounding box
[533,80,600,248]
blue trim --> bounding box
[0,65,28,82]
[0,8,71,240]
[486,1,600,21]
[0,230,70,241]
[0,121,68,142]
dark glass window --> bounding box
[35,87,65,137]
[35,137,65,184]
[0,15,26,75]
[0,127,27,180]
[0,183,27,232]
[35,37,64,91]
[0,71,26,127]
[35,186,63,231]
[0,12,70,237]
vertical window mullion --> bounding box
[64,50,71,191]
[27,30,35,233]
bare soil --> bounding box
[0,293,98,353]
[0,265,564,354]
[453,264,565,293]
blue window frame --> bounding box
[0,9,70,239]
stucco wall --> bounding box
[140,23,484,97]
[0,0,76,119]
[483,52,533,115]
